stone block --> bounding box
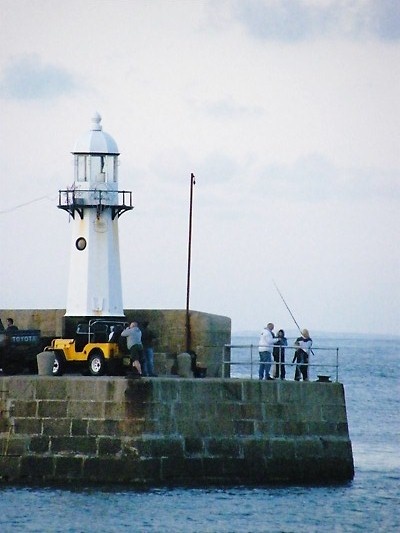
[6,378,36,400]
[282,421,309,436]
[239,402,262,420]
[184,437,204,456]
[234,420,255,436]
[54,456,84,480]
[88,419,119,437]
[241,380,262,403]
[182,381,221,403]
[307,421,337,436]
[154,413,175,435]
[0,417,10,432]
[177,457,204,480]
[135,457,162,484]
[319,437,354,460]
[42,418,71,437]
[255,419,275,436]
[160,456,187,481]
[9,400,37,418]
[13,417,42,435]
[71,419,88,436]
[173,400,207,421]
[264,457,299,482]
[220,457,247,478]
[137,436,184,459]
[29,436,50,453]
[207,416,235,437]
[83,456,160,484]
[220,381,243,401]
[276,380,303,403]
[202,457,224,480]
[260,384,280,404]
[217,402,241,420]
[67,400,104,419]
[50,436,97,455]
[117,419,147,437]
[20,455,55,481]
[38,400,68,418]
[98,436,122,456]
[65,379,97,400]
[120,437,140,458]
[175,417,211,438]
[152,379,179,402]
[206,437,240,458]
[0,456,21,482]
[269,438,296,460]
[36,379,67,400]
[295,437,324,458]
[321,404,347,422]
[0,435,29,456]
[104,401,129,420]
[242,438,271,462]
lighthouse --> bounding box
[58,113,133,318]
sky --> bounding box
[0,0,399,336]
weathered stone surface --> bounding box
[0,376,354,485]
[42,418,71,436]
[54,456,84,480]
[38,400,68,418]
[9,400,37,418]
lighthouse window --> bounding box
[76,237,87,251]
[77,155,88,182]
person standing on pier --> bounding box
[273,329,287,380]
[293,329,313,381]
[5,318,18,335]
[121,321,143,377]
[258,323,276,380]
[141,321,157,377]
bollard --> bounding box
[177,352,193,377]
[36,351,55,376]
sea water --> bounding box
[0,333,399,532]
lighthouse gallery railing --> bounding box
[58,189,133,220]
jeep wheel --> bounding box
[88,351,105,376]
[53,351,65,376]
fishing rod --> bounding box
[272,279,302,335]
[272,279,315,355]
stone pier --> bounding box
[0,376,354,485]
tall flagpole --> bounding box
[185,173,195,352]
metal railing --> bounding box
[222,344,340,382]
[57,189,133,220]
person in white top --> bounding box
[258,323,276,380]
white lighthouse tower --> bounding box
[58,113,133,318]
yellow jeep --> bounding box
[47,319,130,376]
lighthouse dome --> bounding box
[73,112,119,155]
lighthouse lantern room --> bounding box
[58,113,133,318]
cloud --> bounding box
[202,97,266,119]
[372,0,400,40]
[231,0,400,42]
[0,54,78,100]
[259,155,400,202]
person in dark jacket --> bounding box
[5,318,18,335]
[141,321,157,377]
[273,329,287,380]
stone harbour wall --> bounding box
[0,309,231,377]
[0,376,354,485]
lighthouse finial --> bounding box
[91,112,102,131]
